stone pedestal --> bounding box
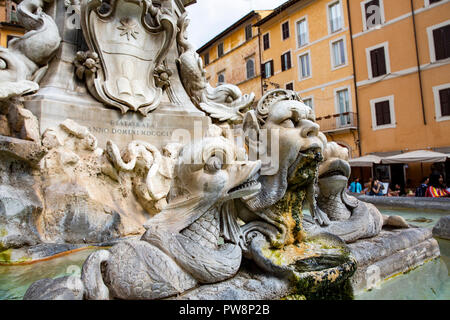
[26,98,211,149]
[348,227,441,293]
[171,227,441,299]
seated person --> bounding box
[388,183,402,197]
[369,179,384,196]
[426,172,450,198]
[348,178,363,194]
[415,177,429,197]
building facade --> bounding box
[349,0,450,186]
[0,0,24,48]
[197,10,272,103]
[255,0,360,158]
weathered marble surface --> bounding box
[172,227,441,299]
[433,216,450,240]
[355,195,450,213]
[348,227,440,293]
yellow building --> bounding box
[197,10,273,103]
[349,0,450,187]
[255,0,360,158]
[0,0,24,48]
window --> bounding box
[281,51,292,72]
[367,43,389,78]
[282,21,290,40]
[263,33,270,50]
[362,0,384,30]
[439,88,450,117]
[328,1,343,34]
[286,82,294,91]
[262,60,274,79]
[218,72,225,84]
[245,24,253,41]
[336,89,350,126]
[296,18,308,47]
[218,42,224,58]
[426,0,443,6]
[246,58,255,79]
[303,98,313,109]
[9,2,18,23]
[374,100,391,126]
[433,24,450,61]
[433,84,450,121]
[299,52,311,79]
[331,38,346,68]
[204,53,210,66]
[370,95,396,130]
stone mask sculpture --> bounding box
[24,126,263,300]
[0,0,61,100]
[303,140,409,243]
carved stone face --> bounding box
[243,98,323,211]
[318,140,351,196]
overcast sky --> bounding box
[185,0,287,49]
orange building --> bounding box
[254,0,360,158]
[197,10,273,103]
[0,0,24,48]
[348,0,450,187]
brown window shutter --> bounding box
[440,88,450,117]
[270,60,274,75]
[287,52,292,69]
[433,25,450,60]
[281,55,286,71]
[375,100,391,126]
[261,64,266,78]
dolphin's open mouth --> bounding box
[228,169,261,199]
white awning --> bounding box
[381,150,449,164]
[348,155,382,167]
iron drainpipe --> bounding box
[410,0,427,125]
[346,0,362,157]
[257,25,264,98]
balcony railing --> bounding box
[316,112,358,133]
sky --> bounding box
[185,0,287,49]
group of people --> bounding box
[348,172,450,198]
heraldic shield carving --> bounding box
[78,0,177,115]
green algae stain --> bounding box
[0,249,12,264]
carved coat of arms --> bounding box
[78,0,177,115]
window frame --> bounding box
[330,35,348,70]
[203,52,210,66]
[370,95,396,131]
[427,20,450,63]
[302,96,314,110]
[245,24,253,42]
[246,57,256,80]
[281,20,290,41]
[433,83,450,122]
[326,0,344,35]
[285,82,294,91]
[281,50,292,72]
[262,60,274,79]
[298,50,312,81]
[425,0,443,7]
[263,32,271,51]
[295,16,309,49]
[217,71,225,85]
[365,41,390,80]
[360,0,385,31]
[217,42,224,58]
[334,85,353,127]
